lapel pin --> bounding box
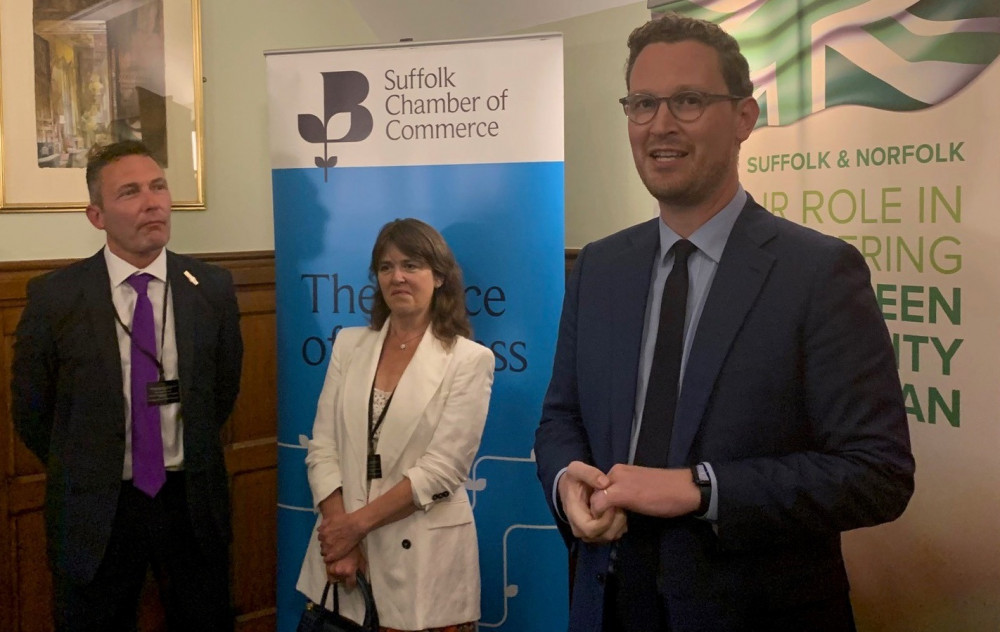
[183,270,199,285]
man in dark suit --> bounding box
[12,140,243,631]
[534,14,914,632]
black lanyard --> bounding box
[113,276,170,380]
[366,380,394,480]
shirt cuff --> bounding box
[552,466,569,523]
[701,461,719,522]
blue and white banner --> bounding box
[266,35,566,632]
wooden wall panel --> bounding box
[232,468,278,631]
[2,304,21,632]
[230,311,277,444]
[0,252,276,632]
[13,511,50,632]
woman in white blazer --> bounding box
[297,219,495,632]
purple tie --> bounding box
[127,273,166,497]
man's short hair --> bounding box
[625,13,753,97]
[85,140,159,206]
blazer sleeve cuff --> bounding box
[306,456,343,508]
[405,467,438,510]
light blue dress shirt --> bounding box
[630,187,747,521]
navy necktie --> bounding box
[634,239,696,468]
[126,273,166,496]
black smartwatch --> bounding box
[690,463,712,516]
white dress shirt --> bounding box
[104,247,183,479]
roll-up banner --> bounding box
[650,2,1000,629]
[266,35,567,631]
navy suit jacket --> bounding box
[535,196,914,631]
[12,250,243,584]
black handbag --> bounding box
[297,571,379,632]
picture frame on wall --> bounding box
[0,0,204,212]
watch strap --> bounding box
[690,463,711,515]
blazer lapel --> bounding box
[374,325,449,473]
[607,219,659,464]
[342,327,384,465]
[669,200,777,466]
[82,251,127,417]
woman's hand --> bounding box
[318,512,366,564]
[326,545,367,588]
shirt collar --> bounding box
[104,246,168,287]
[657,186,747,264]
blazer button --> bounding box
[401,539,411,549]
[596,572,606,585]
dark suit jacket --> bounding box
[12,249,243,584]
[535,196,914,631]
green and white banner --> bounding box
[651,1,1000,629]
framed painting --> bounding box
[0,0,204,212]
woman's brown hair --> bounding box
[369,218,471,345]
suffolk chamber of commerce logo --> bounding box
[653,0,1000,127]
[297,71,373,181]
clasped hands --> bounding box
[318,512,367,587]
[559,460,702,544]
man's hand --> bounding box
[589,464,700,518]
[318,512,366,565]
[326,545,367,588]
[559,461,628,543]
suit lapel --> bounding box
[669,200,777,466]
[607,219,659,464]
[374,326,449,473]
[167,253,198,397]
[342,327,383,465]
[82,251,127,416]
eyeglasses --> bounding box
[618,91,744,124]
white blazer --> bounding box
[297,322,495,629]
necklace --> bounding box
[390,328,424,350]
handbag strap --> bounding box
[318,580,332,609]
[318,572,380,632]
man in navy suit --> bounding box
[534,14,914,632]
[12,141,243,631]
